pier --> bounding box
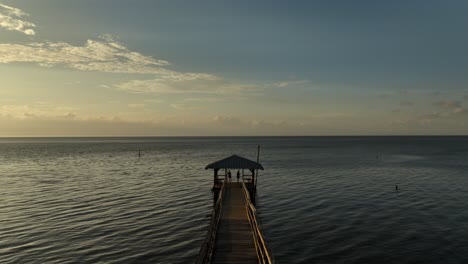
[197,155,273,264]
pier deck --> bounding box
[197,154,273,264]
[212,182,257,263]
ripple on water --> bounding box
[1,137,468,263]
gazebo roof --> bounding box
[205,155,264,170]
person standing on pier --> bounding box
[236,170,240,182]
[228,170,232,182]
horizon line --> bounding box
[1,135,468,138]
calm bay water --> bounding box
[1,136,468,263]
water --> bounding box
[0,136,467,263]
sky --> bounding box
[1,0,468,136]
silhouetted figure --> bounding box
[236,170,240,182]
[138,148,141,158]
[395,185,399,191]
[228,170,232,182]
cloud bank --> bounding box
[0,36,268,96]
[0,4,35,35]
[434,100,462,109]
[0,38,173,74]
[0,34,224,94]
[0,4,300,99]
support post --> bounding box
[255,145,260,188]
[214,169,218,185]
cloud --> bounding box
[424,98,468,121]
[0,38,176,74]
[213,115,243,125]
[183,97,225,103]
[0,34,233,95]
[0,104,77,120]
[249,119,287,127]
[116,77,262,96]
[419,111,446,120]
[212,115,294,129]
[0,111,296,136]
[273,80,308,87]
[0,5,289,100]
[418,106,468,123]
[399,101,414,106]
[434,100,461,109]
[115,75,221,94]
[0,4,36,35]
[143,99,163,103]
[453,107,467,115]
[169,103,202,111]
[0,35,262,97]
[127,103,146,108]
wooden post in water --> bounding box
[255,145,260,188]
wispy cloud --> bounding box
[419,107,467,123]
[0,31,239,96]
[116,77,262,96]
[0,33,266,98]
[434,99,462,109]
[418,98,467,121]
[0,103,77,120]
[170,103,193,111]
[143,99,163,103]
[183,97,226,103]
[453,107,467,115]
[127,103,146,108]
[399,101,414,106]
[0,4,35,35]
[0,37,176,74]
[212,115,243,125]
[273,80,308,87]
[115,75,220,94]
[0,5,296,101]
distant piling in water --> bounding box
[138,148,141,158]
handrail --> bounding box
[196,181,226,264]
[241,182,274,264]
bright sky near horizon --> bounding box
[1,0,468,136]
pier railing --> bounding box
[241,182,274,264]
[196,181,226,264]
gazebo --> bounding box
[205,154,264,190]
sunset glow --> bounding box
[1,1,468,136]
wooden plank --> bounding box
[211,184,258,263]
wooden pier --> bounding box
[197,155,273,264]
